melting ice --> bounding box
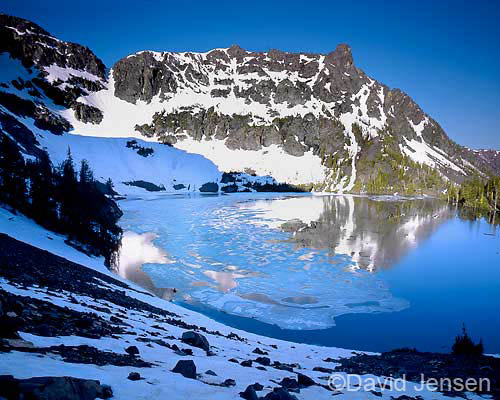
[118,193,451,330]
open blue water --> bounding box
[118,193,500,353]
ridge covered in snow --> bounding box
[2,13,499,195]
[57,41,498,191]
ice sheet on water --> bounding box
[119,193,411,330]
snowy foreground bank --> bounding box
[0,208,497,400]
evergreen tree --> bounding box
[61,147,77,186]
[452,324,484,356]
[0,135,27,211]
[59,147,79,233]
[105,178,114,195]
[27,152,56,227]
[450,175,500,223]
[79,159,94,186]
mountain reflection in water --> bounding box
[277,196,454,271]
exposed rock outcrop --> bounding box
[181,331,210,352]
[0,13,106,134]
[0,375,113,400]
[72,102,103,124]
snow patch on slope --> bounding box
[42,64,103,84]
[2,100,222,195]
[59,73,165,141]
[401,137,465,174]
[36,133,221,194]
[174,137,326,185]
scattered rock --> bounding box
[240,384,259,400]
[72,102,103,124]
[0,312,20,339]
[181,331,210,352]
[125,345,140,356]
[251,383,264,391]
[228,358,239,363]
[37,323,56,336]
[3,338,34,349]
[205,370,217,376]
[222,378,236,387]
[273,361,294,372]
[297,373,315,387]
[240,360,253,367]
[46,344,152,367]
[227,332,245,342]
[279,377,299,392]
[252,347,268,355]
[180,348,193,356]
[199,182,219,193]
[0,375,113,400]
[255,356,271,366]
[123,180,165,192]
[263,387,298,400]
[127,372,141,381]
[334,348,500,397]
[99,385,113,399]
[172,360,197,379]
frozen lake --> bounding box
[118,193,500,353]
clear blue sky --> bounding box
[2,0,499,149]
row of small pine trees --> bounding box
[447,176,500,215]
[0,134,122,266]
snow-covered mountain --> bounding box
[0,14,219,195]
[0,13,498,195]
[472,149,500,175]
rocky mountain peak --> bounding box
[326,43,353,68]
[0,13,50,36]
[0,13,106,81]
[0,14,107,133]
[473,149,500,174]
[226,44,247,58]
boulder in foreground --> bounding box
[181,330,210,352]
[172,359,197,379]
[0,375,112,400]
